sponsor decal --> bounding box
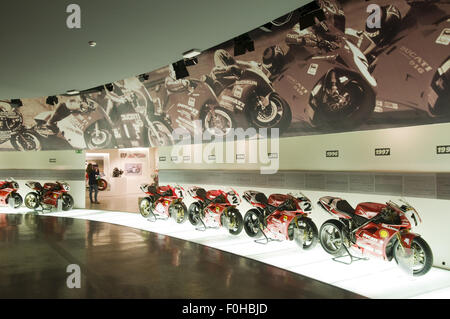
[379,229,389,238]
[236,80,257,86]
[381,224,398,231]
[399,46,433,74]
[362,233,382,244]
[233,86,243,99]
[188,97,196,107]
[283,215,288,221]
[435,28,450,45]
[216,207,220,212]
[307,63,318,75]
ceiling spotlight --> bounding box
[234,33,254,56]
[298,0,325,30]
[138,73,150,82]
[66,89,80,95]
[88,41,97,47]
[10,99,23,107]
[182,49,202,59]
[46,96,59,105]
[172,60,189,80]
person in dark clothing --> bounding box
[86,163,100,204]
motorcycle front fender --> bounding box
[398,231,421,249]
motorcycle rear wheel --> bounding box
[24,192,40,210]
[10,193,23,208]
[393,237,433,277]
[319,219,348,256]
[188,202,202,226]
[147,118,174,147]
[243,209,263,238]
[139,198,152,218]
[62,194,74,211]
[97,179,108,191]
[85,123,113,150]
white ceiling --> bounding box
[0,0,307,100]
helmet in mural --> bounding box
[214,49,236,67]
[365,4,402,45]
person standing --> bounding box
[86,163,100,204]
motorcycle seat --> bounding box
[335,199,369,225]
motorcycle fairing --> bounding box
[0,189,15,205]
[355,202,387,219]
[265,210,298,241]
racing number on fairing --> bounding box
[176,188,184,198]
[228,193,239,205]
[301,201,312,211]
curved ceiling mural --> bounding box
[0,0,449,152]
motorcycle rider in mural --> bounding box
[164,64,191,95]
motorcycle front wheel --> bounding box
[24,192,40,210]
[222,208,243,235]
[10,192,23,208]
[393,237,433,276]
[243,209,263,238]
[61,194,74,211]
[169,202,187,224]
[319,219,348,256]
[203,106,235,138]
[139,198,153,218]
[290,217,318,250]
[85,122,114,149]
[147,117,174,147]
[250,93,292,133]
[188,202,202,226]
[10,131,42,151]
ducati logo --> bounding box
[283,216,288,221]
[216,207,220,212]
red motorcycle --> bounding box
[139,184,187,223]
[317,196,433,276]
[24,181,74,211]
[0,178,22,208]
[242,190,318,249]
[187,187,243,235]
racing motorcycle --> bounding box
[242,190,318,249]
[0,101,42,151]
[262,20,377,130]
[146,77,236,138]
[187,186,244,235]
[24,181,74,211]
[0,178,23,208]
[139,184,187,223]
[317,196,433,276]
[14,96,115,151]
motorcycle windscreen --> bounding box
[395,245,414,276]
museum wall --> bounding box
[0,150,86,208]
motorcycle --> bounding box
[147,77,237,138]
[317,196,433,276]
[85,173,108,191]
[187,186,244,235]
[262,20,377,130]
[24,181,74,211]
[0,101,41,151]
[139,184,187,223]
[14,96,114,151]
[242,190,318,249]
[0,178,23,208]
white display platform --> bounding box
[3,206,450,299]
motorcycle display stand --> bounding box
[254,225,282,245]
[332,244,368,265]
[195,218,219,232]
[146,210,168,223]
[8,197,15,209]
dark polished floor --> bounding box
[0,213,364,299]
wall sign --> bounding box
[437,145,450,154]
[236,154,245,160]
[171,156,178,162]
[268,153,278,159]
[326,150,339,158]
[159,156,166,162]
[49,158,56,163]
[375,148,391,156]
[208,155,216,160]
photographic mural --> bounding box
[0,0,449,151]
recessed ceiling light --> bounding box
[88,41,97,47]
[182,49,201,59]
[66,90,80,95]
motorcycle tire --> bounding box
[147,117,174,147]
[222,208,243,235]
[10,131,42,151]
[292,217,318,250]
[243,209,263,238]
[319,219,348,256]
[393,236,433,277]
[188,202,202,226]
[170,202,187,224]
[250,93,292,134]
[139,198,153,218]
[10,192,23,208]
[97,179,108,191]
[314,73,375,130]
[202,106,236,138]
[24,192,40,210]
[62,194,74,211]
[85,122,114,150]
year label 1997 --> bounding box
[437,145,450,154]
[375,148,391,156]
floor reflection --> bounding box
[0,212,363,299]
